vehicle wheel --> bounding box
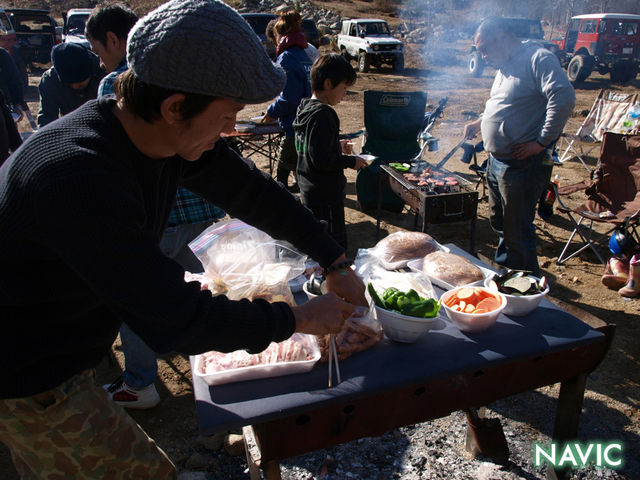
[358,52,370,73]
[567,54,593,83]
[610,61,635,84]
[392,54,404,73]
[468,51,484,77]
[340,47,349,61]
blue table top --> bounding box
[191,245,604,434]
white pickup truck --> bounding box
[337,18,404,73]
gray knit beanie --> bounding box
[126,0,286,104]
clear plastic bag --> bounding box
[316,305,383,362]
[188,219,307,305]
[359,254,437,303]
[368,231,443,270]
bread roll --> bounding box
[422,250,484,286]
[374,231,440,267]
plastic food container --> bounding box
[373,305,438,343]
[192,334,320,386]
[440,287,506,333]
[483,277,550,317]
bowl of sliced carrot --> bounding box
[440,286,506,332]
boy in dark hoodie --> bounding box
[293,54,368,250]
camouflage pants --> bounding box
[0,370,176,479]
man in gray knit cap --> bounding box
[0,0,366,477]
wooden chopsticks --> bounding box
[328,334,341,387]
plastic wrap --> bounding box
[316,305,383,362]
[364,261,437,303]
[188,219,306,305]
[368,231,445,270]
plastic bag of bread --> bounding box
[421,250,484,287]
[188,219,306,305]
[370,231,442,270]
[316,306,383,362]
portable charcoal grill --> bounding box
[377,163,479,253]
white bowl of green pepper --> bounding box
[368,283,441,343]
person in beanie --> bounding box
[0,0,365,477]
[37,42,105,127]
[88,2,228,411]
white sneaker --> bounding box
[103,377,160,410]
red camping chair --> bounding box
[555,132,640,265]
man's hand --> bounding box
[260,114,276,124]
[463,118,482,140]
[511,141,545,161]
[324,256,367,307]
[292,293,354,335]
[353,156,369,170]
[340,139,354,154]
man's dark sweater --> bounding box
[293,98,356,206]
[0,98,344,398]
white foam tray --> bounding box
[192,333,320,386]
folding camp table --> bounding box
[190,245,613,480]
[223,123,284,176]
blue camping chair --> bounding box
[355,90,428,212]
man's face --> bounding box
[88,35,123,74]
[475,31,510,69]
[172,98,245,161]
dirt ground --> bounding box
[2,43,639,478]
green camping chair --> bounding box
[356,90,427,212]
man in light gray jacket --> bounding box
[464,16,575,275]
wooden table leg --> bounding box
[464,407,509,464]
[546,372,588,480]
[243,425,282,480]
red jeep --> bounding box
[553,13,640,84]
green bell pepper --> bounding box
[367,283,386,308]
[405,298,441,318]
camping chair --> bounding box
[557,89,639,172]
[555,132,640,265]
[355,90,427,212]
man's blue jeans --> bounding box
[486,153,553,277]
[120,221,211,388]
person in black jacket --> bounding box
[0,47,26,109]
[0,1,365,477]
[0,90,21,165]
[37,42,104,127]
[293,54,367,250]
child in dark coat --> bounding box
[293,54,368,250]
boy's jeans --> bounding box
[486,152,553,277]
